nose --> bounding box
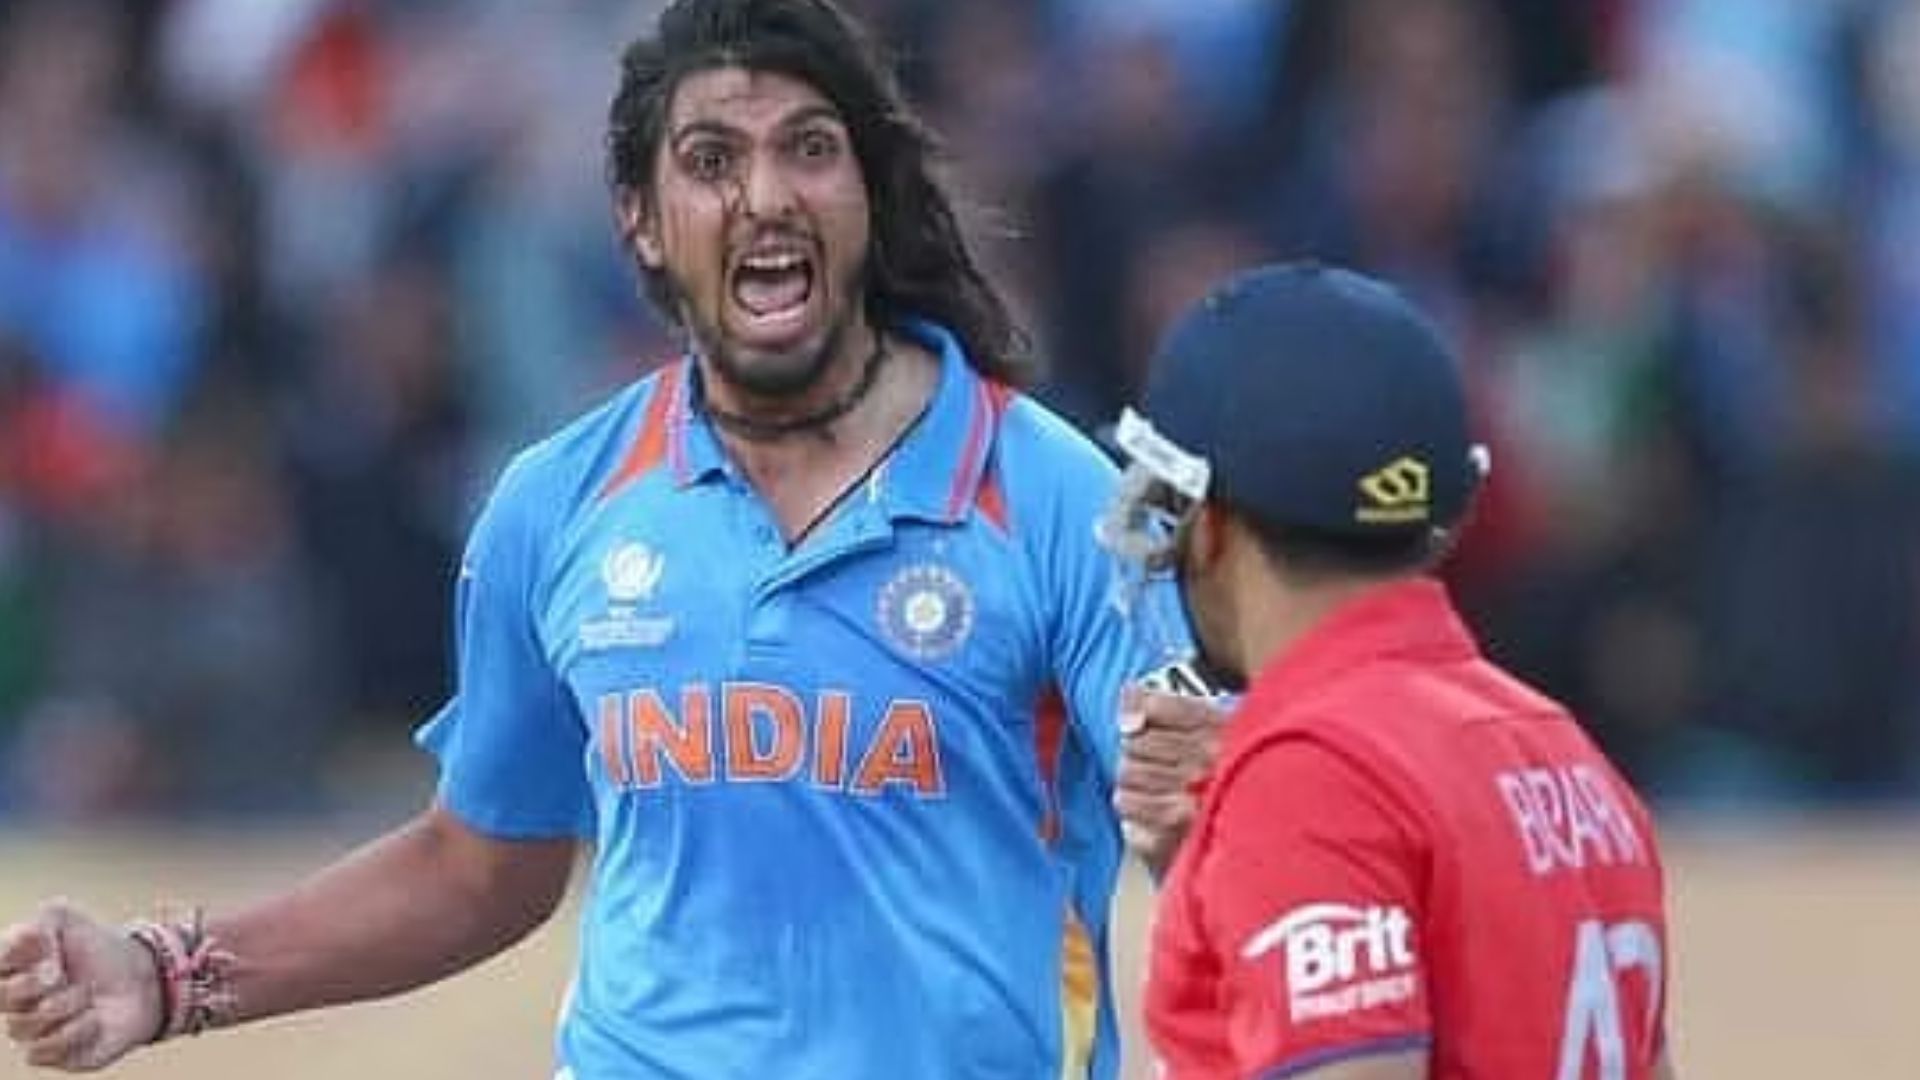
[739,152,798,220]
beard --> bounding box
[659,257,865,402]
[706,310,849,399]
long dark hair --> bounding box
[605,0,1036,386]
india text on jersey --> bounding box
[594,683,945,796]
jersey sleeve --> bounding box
[991,395,1196,788]
[1044,464,1191,785]
[1194,736,1432,1076]
[414,452,592,838]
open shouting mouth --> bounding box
[729,241,818,343]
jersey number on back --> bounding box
[1556,919,1662,1080]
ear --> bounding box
[1185,503,1232,573]
[616,190,664,269]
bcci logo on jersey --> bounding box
[1242,902,1419,1023]
[877,563,974,661]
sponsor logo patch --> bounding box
[1242,902,1419,1023]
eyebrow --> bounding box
[668,104,847,147]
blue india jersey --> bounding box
[416,320,1181,1079]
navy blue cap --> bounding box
[1140,261,1481,538]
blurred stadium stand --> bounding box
[6,0,1918,821]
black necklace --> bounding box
[703,334,890,443]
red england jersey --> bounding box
[1146,579,1668,1079]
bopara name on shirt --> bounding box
[1494,763,1648,876]
[595,684,946,797]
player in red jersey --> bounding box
[1098,262,1675,1079]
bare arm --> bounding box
[211,802,577,1023]
[2,803,576,1070]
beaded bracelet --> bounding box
[125,909,238,1042]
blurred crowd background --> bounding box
[1,0,1918,823]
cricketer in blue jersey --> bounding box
[420,318,1163,1078]
[0,0,1223,1076]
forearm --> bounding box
[197,808,574,1026]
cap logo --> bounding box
[1356,457,1431,525]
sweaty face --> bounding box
[632,67,872,398]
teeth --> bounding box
[740,253,806,272]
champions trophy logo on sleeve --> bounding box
[878,563,975,661]
[582,541,674,651]
[603,541,666,603]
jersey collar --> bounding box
[669,319,1004,527]
[1240,577,1480,716]
[669,360,727,488]
[875,318,1002,525]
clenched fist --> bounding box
[1114,687,1225,877]
[1,902,159,1072]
